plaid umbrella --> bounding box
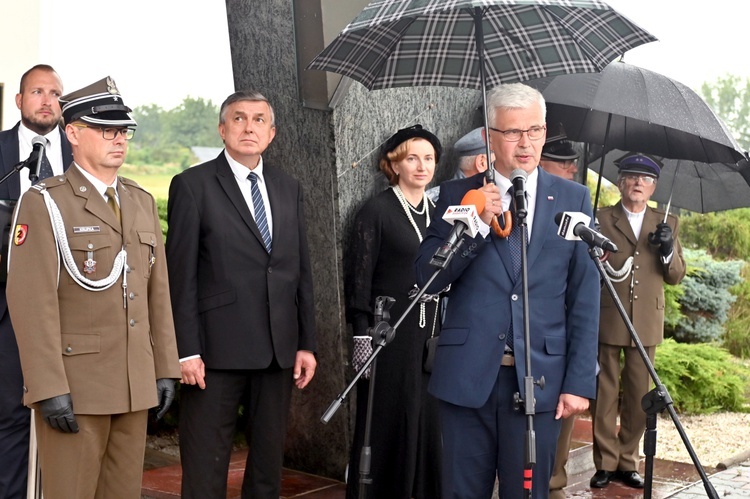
[306,0,656,91]
[594,150,750,214]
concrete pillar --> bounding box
[225,0,479,480]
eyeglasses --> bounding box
[489,125,546,142]
[73,124,135,141]
[622,173,657,185]
[549,159,577,170]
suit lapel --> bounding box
[613,202,638,246]
[526,168,556,270]
[119,180,136,237]
[67,166,121,233]
[1,124,22,200]
[215,154,266,248]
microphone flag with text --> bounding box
[555,211,618,253]
[430,190,486,268]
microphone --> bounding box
[511,169,528,219]
[27,135,47,184]
[430,190,486,268]
[555,212,618,253]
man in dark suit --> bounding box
[415,83,600,499]
[166,90,317,498]
[0,64,72,499]
[589,153,686,489]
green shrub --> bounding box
[680,209,750,261]
[724,263,750,359]
[672,249,743,343]
[157,198,168,240]
[654,338,750,414]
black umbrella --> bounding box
[526,61,745,165]
[593,150,750,214]
[526,61,746,212]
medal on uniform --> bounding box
[83,251,96,274]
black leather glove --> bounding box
[155,378,176,420]
[649,222,674,257]
[39,394,79,433]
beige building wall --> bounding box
[0,0,43,130]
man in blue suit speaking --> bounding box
[415,83,600,499]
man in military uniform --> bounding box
[589,152,686,489]
[6,77,180,499]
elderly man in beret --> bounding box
[6,76,180,498]
[427,126,493,201]
[589,152,686,489]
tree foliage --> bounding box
[700,74,750,151]
[128,97,223,170]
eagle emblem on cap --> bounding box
[106,76,119,95]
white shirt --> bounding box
[18,123,65,192]
[225,150,273,236]
[622,203,672,263]
[478,167,538,240]
[75,164,119,206]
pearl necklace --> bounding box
[391,185,431,327]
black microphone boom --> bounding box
[511,168,528,218]
[27,135,47,184]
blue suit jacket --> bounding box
[416,168,600,411]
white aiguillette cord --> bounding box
[39,188,128,304]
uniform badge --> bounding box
[14,225,28,246]
[83,251,96,274]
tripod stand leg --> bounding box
[643,411,657,499]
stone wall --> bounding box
[226,0,479,480]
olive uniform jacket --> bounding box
[6,164,180,414]
[597,202,686,347]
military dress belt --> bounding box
[501,353,515,367]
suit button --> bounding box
[635,265,640,270]
[634,295,638,300]
[126,265,132,273]
[87,243,94,249]
[65,346,72,353]
[634,280,639,285]
[511,294,518,301]
[267,267,272,274]
[635,251,640,256]
[499,333,506,340]
[129,292,135,300]
[129,319,135,326]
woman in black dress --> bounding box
[346,125,443,499]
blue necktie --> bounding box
[507,186,524,352]
[248,172,272,253]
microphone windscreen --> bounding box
[511,168,528,182]
[460,189,486,214]
[554,212,563,225]
[31,135,47,147]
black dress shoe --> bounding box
[617,470,645,488]
[589,470,616,488]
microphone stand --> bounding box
[513,206,545,499]
[321,234,466,496]
[0,159,32,186]
[586,245,719,499]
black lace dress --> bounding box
[345,188,442,499]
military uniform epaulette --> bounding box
[35,175,68,189]
[118,176,148,193]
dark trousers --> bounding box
[179,364,293,499]
[440,365,561,499]
[0,309,29,499]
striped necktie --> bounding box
[248,172,272,252]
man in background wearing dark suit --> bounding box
[166,90,317,498]
[0,64,72,499]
